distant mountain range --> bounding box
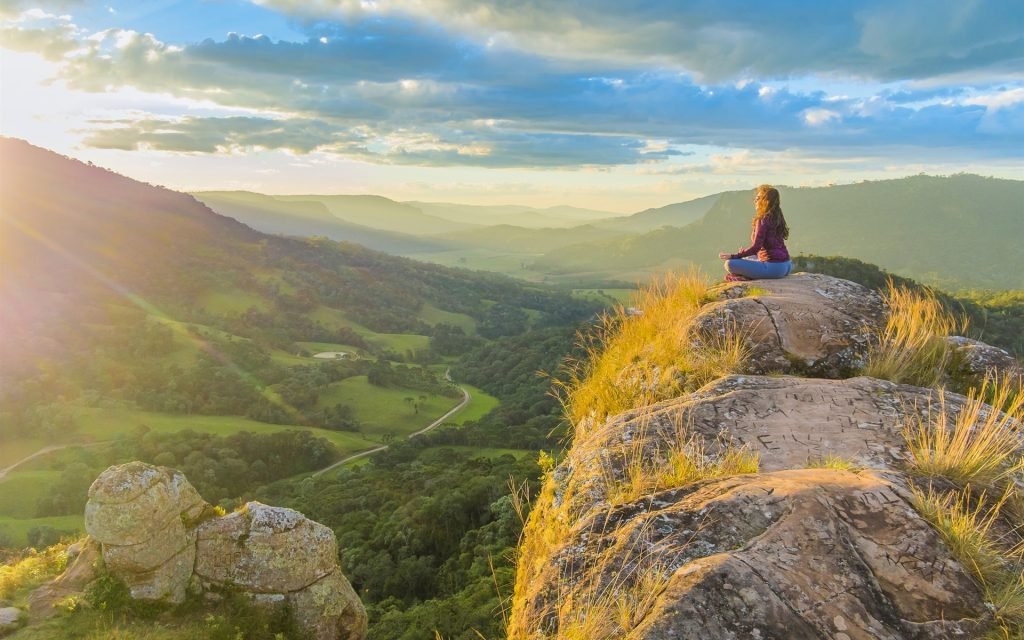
[194,175,1023,290]
[533,175,1024,289]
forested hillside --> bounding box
[535,175,1024,289]
[0,138,602,557]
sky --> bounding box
[1,0,1023,212]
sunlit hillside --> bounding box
[535,175,1024,289]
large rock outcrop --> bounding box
[81,462,366,640]
[511,274,1019,639]
[695,273,885,378]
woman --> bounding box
[718,184,792,281]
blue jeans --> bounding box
[725,258,792,279]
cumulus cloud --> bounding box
[3,2,1023,168]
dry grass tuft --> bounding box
[910,483,1024,635]
[903,375,1024,489]
[659,433,760,492]
[910,484,1007,578]
[863,281,966,387]
[556,270,746,435]
[806,453,864,473]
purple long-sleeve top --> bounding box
[729,218,790,262]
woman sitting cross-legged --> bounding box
[718,184,792,281]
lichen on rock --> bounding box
[72,462,365,639]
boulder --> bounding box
[695,274,885,378]
[84,462,206,545]
[290,571,368,640]
[194,502,337,593]
[116,539,195,603]
[83,462,208,604]
[0,607,23,634]
[946,335,1023,385]
[71,464,367,638]
[511,373,1006,638]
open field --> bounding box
[405,249,549,280]
[0,471,62,519]
[0,439,50,469]
[70,407,381,453]
[417,303,477,334]
[316,376,463,438]
[308,305,431,353]
[0,471,83,547]
[572,288,638,305]
[0,515,83,548]
[446,384,499,424]
[197,289,270,315]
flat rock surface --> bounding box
[517,470,990,639]
[696,274,885,378]
[561,374,963,518]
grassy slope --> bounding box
[315,376,460,437]
[71,406,380,451]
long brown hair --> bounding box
[753,184,789,240]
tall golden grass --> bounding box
[510,272,753,639]
[556,270,746,435]
[604,412,759,506]
[903,375,1024,488]
[863,282,965,387]
[910,484,1024,635]
[905,373,1024,636]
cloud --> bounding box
[82,116,341,153]
[3,4,1023,169]
[253,0,1024,82]
[81,115,686,167]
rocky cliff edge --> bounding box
[509,273,1022,640]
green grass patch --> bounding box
[315,376,461,438]
[366,332,430,354]
[0,438,50,469]
[405,249,549,280]
[417,303,477,334]
[446,384,499,425]
[197,289,269,316]
[296,341,368,357]
[266,349,311,366]
[307,305,430,353]
[0,515,83,548]
[0,471,62,518]
[71,407,379,455]
[571,288,638,305]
